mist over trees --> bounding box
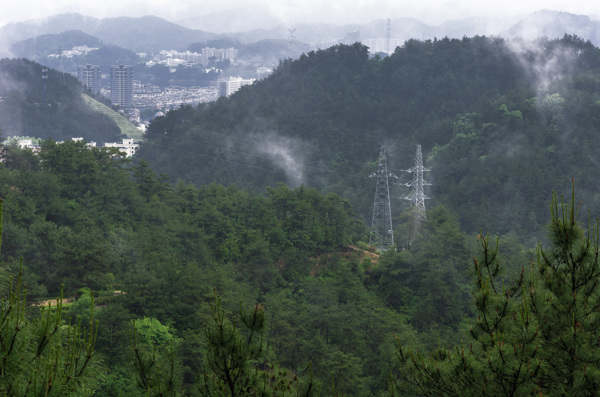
[0,58,122,142]
[138,35,600,239]
[1,32,600,395]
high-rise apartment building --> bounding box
[110,65,133,108]
[201,47,216,66]
[217,76,255,97]
[200,47,238,66]
[77,64,101,95]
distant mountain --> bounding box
[10,30,104,59]
[437,16,517,39]
[10,30,140,74]
[504,10,600,43]
[2,10,599,61]
[0,13,218,55]
[211,19,430,45]
[86,15,217,53]
[0,14,105,56]
[136,37,600,239]
[183,9,600,47]
[178,6,284,34]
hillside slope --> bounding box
[0,13,217,54]
[136,36,600,239]
[0,58,122,142]
[80,94,143,140]
[9,30,140,74]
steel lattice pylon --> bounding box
[370,146,397,251]
[404,144,430,221]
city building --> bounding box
[77,64,102,95]
[343,30,361,44]
[217,76,255,97]
[201,47,215,65]
[200,47,238,66]
[103,139,139,157]
[17,139,41,154]
[110,65,133,108]
[71,137,97,148]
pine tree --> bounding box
[130,290,317,397]
[198,291,300,396]
[0,199,100,396]
[394,183,600,395]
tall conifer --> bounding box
[395,183,600,395]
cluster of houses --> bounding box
[16,138,139,157]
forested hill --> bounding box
[0,58,122,142]
[0,139,437,395]
[137,35,600,240]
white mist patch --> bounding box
[507,38,578,96]
[0,71,27,93]
[252,133,305,187]
[0,71,26,136]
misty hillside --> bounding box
[10,30,104,58]
[0,58,122,142]
[9,30,140,74]
[3,22,600,397]
[188,37,310,68]
[136,36,600,241]
[506,10,600,43]
[0,13,217,54]
[181,9,600,47]
[2,10,599,59]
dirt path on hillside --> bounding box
[346,245,380,264]
[33,298,73,307]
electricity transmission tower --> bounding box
[370,146,397,251]
[386,18,391,54]
[57,46,65,85]
[404,144,430,221]
[42,68,48,101]
[287,28,297,42]
[286,28,298,58]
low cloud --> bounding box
[252,132,305,187]
[507,38,578,96]
[0,71,26,136]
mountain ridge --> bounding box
[1,10,599,57]
[135,36,600,241]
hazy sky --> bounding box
[1,0,598,28]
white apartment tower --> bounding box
[110,65,133,108]
[77,64,101,95]
[217,76,255,97]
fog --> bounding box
[252,132,306,187]
[507,38,579,97]
[3,0,598,31]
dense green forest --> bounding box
[397,185,600,395]
[137,35,600,241]
[0,58,123,142]
[0,139,479,395]
[1,34,600,395]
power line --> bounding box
[131,124,419,214]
